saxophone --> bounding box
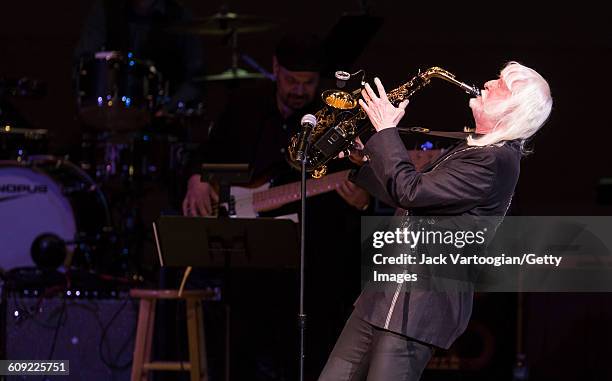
[287,67,480,177]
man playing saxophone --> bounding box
[319,61,553,381]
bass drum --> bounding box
[0,156,112,271]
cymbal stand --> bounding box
[220,21,272,81]
[240,53,274,81]
[229,28,239,76]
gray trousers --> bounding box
[318,310,434,381]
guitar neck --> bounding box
[252,170,351,212]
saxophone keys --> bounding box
[312,166,327,179]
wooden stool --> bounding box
[130,289,215,381]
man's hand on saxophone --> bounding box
[359,77,410,132]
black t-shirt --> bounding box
[201,82,303,181]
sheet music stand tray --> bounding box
[153,216,299,270]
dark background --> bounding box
[1,1,611,215]
[1,1,611,380]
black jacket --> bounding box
[351,128,521,349]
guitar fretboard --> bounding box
[252,170,350,212]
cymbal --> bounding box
[195,68,266,82]
[165,12,277,35]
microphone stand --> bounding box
[298,145,309,381]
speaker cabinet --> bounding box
[1,290,137,381]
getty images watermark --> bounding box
[361,216,612,292]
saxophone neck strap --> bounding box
[398,126,479,140]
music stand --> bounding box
[153,216,299,270]
[152,215,298,381]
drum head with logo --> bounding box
[0,162,76,270]
[0,157,112,272]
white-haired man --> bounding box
[318,62,553,381]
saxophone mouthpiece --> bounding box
[464,84,481,97]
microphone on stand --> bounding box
[335,71,351,88]
[334,69,366,89]
[296,114,317,162]
[296,113,317,381]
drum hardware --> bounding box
[195,68,265,82]
[164,100,206,118]
[79,130,184,183]
[77,51,167,132]
[164,11,278,36]
[0,76,46,98]
[196,49,271,83]
[29,231,113,271]
[1,76,46,151]
[76,127,191,278]
[170,9,276,83]
[33,225,125,270]
[0,126,49,161]
[155,100,208,140]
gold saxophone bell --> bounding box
[322,90,358,110]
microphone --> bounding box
[335,69,366,89]
[296,114,317,162]
[335,71,351,88]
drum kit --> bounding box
[0,10,276,279]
